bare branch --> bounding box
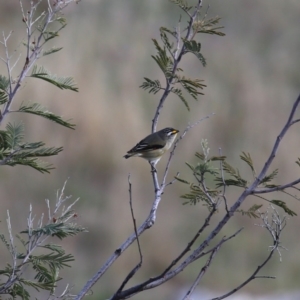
[111,175,143,298]
[253,178,300,194]
[210,207,284,300]
[182,244,220,300]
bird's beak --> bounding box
[172,129,179,134]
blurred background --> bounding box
[0,0,300,299]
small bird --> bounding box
[124,127,179,171]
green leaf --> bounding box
[240,151,255,175]
[0,90,8,105]
[5,122,24,149]
[8,282,30,300]
[42,47,63,56]
[0,75,10,105]
[0,130,10,149]
[171,88,190,110]
[260,169,278,185]
[160,27,174,52]
[160,26,176,38]
[38,22,67,42]
[222,161,237,176]
[270,200,297,216]
[18,103,75,129]
[0,233,10,251]
[21,222,86,240]
[215,177,247,188]
[193,17,226,36]
[0,124,64,173]
[209,155,227,162]
[41,244,66,255]
[183,40,206,66]
[174,176,189,184]
[18,144,63,158]
[0,74,10,91]
[16,234,27,248]
[19,278,55,292]
[4,157,55,173]
[31,252,74,269]
[151,39,173,77]
[195,152,205,160]
[140,78,162,94]
[169,0,193,11]
[237,204,262,218]
[177,76,206,99]
[30,65,78,92]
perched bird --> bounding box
[124,127,179,170]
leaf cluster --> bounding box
[177,143,297,217]
[0,3,79,174]
[0,192,86,299]
[140,9,224,110]
[0,245,74,299]
[30,65,78,92]
[0,123,63,173]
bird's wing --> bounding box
[127,141,164,153]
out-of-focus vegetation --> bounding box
[0,1,300,299]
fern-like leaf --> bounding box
[30,65,78,92]
[0,234,10,251]
[237,204,262,218]
[0,75,10,91]
[5,122,24,149]
[270,200,297,216]
[171,88,190,110]
[42,47,63,56]
[193,17,226,36]
[260,169,278,185]
[176,75,206,99]
[18,103,75,129]
[4,158,55,173]
[174,176,190,184]
[151,39,173,77]
[169,0,193,12]
[0,90,8,105]
[240,151,255,175]
[160,27,174,52]
[140,78,162,94]
[183,40,206,66]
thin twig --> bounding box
[210,208,283,300]
[161,113,215,189]
[253,178,300,194]
[182,245,220,300]
[219,147,229,212]
[111,175,143,298]
[112,227,242,300]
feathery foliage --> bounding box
[0,122,63,173]
[0,0,79,173]
[140,5,224,110]
[30,65,78,92]
[176,140,297,217]
[17,103,75,129]
[0,183,86,299]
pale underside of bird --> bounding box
[124,127,179,169]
